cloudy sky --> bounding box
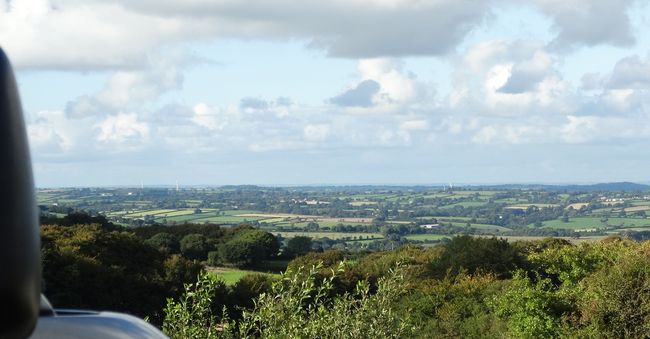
[2,0,650,187]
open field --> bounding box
[566,203,589,210]
[446,222,511,232]
[537,217,650,230]
[606,217,650,227]
[475,235,608,244]
[440,201,488,208]
[404,234,450,241]
[350,201,378,206]
[540,217,606,230]
[207,267,279,285]
[623,205,650,212]
[505,204,559,210]
[272,231,383,240]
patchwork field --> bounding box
[272,231,383,240]
[404,234,450,241]
[505,204,559,210]
[537,217,650,231]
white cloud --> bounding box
[607,55,650,90]
[27,110,76,152]
[0,0,213,69]
[399,119,429,131]
[303,124,330,142]
[64,55,186,119]
[192,103,226,131]
[535,0,636,50]
[333,58,431,114]
[95,113,150,145]
[0,0,494,70]
[452,40,571,116]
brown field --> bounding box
[475,235,607,244]
[624,206,650,212]
[236,213,373,224]
[505,204,559,210]
[566,203,589,210]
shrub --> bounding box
[162,263,417,338]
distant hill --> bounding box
[549,182,650,192]
[483,182,650,192]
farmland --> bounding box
[37,183,650,250]
[207,267,280,285]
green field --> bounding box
[538,217,650,230]
[404,234,450,241]
[208,267,279,285]
[475,235,607,244]
[439,201,488,208]
[505,203,559,210]
[273,231,383,240]
[606,217,650,228]
[446,222,511,232]
[539,217,606,230]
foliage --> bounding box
[576,241,650,338]
[41,224,200,323]
[218,229,279,267]
[180,233,210,260]
[207,250,221,266]
[404,273,506,338]
[285,236,312,257]
[145,232,179,254]
[162,272,229,339]
[432,235,524,278]
[163,263,417,338]
[287,250,346,271]
[492,271,572,338]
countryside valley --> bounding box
[38,183,650,337]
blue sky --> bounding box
[2,0,650,187]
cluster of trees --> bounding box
[40,213,282,325]
[134,224,279,268]
[41,223,201,324]
[162,235,650,337]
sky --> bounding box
[1,0,650,187]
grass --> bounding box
[539,217,606,230]
[606,217,650,228]
[623,206,650,212]
[505,204,559,210]
[446,222,511,232]
[350,201,378,206]
[534,217,650,230]
[439,201,488,209]
[475,235,607,244]
[630,200,650,206]
[272,231,383,240]
[208,267,279,285]
[404,234,450,241]
[191,215,266,223]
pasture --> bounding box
[208,267,279,285]
[505,203,559,210]
[404,234,450,241]
[272,231,383,240]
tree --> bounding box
[145,232,179,254]
[286,236,312,258]
[218,229,278,267]
[41,224,199,324]
[180,233,209,260]
[432,235,523,278]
